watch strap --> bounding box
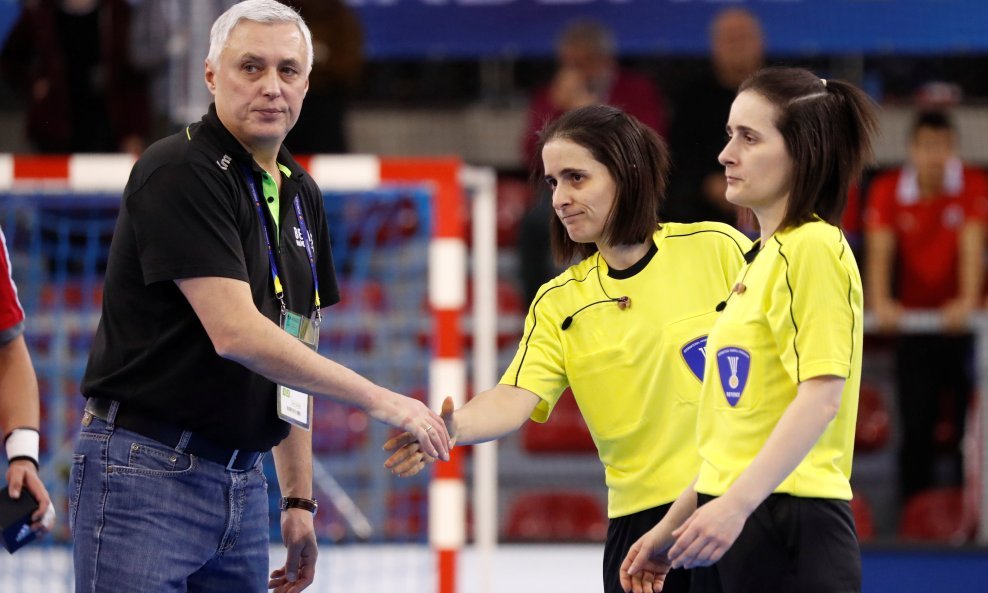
[281,496,318,515]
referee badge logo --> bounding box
[681,336,708,382]
[716,347,751,407]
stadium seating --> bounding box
[850,490,876,542]
[521,387,596,453]
[898,487,977,543]
[855,382,891,452]
[503,489,607,541]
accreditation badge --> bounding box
[277,310,319,430]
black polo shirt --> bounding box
[82,104,340,451]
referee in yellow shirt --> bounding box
[384,104,751,593]
[622,67,877,593]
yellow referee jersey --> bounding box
[696,220,863,500]
[501,222,751,518]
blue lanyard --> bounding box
[240,163,322,325]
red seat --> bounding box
[898,487,977,543]
[503,490,607,541]
[849,490,875,541]
[522,388,596,453]
[40,281,103,310]
[854,382,890,452]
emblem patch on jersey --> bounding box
[681,336,708,382]
[717,347,751,407]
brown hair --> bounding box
[531,104,669,264]
[738,67,878,229]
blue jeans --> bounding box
[69,404,270,593]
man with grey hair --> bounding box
[70,2,450,591]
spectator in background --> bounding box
[130,0,240,141]
[0,0,149,154]
[865,110,988,502]
[662,7,765,227]
[1,225,54,538]
[521,20,667,166]
[283,0,364,155]
[518,20,668,305]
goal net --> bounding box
[0,154,490,593]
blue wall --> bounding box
[346,0,988,58]
[1,1,986,59]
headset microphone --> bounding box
[715,243,761,312]
[715,282,749,312]
[561,296,631,330]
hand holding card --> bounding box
[0,486,39,553]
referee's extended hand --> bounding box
[382,397,457,477]
[371,392,451,462]
[620,528,673,593]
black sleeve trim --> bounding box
[774,235,802,383]
[664,228,748,259]
[838,227,856,371]
[776,228,858,383]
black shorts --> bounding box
[691,493,861,593]
[604,503,691,593]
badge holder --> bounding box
[278,310,319,430]
[241,161,323,431]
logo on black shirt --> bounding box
[217,154,232,171]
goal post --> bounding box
[0,153,500,593]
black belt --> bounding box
[84,398,262,471]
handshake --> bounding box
[383,396,457,477]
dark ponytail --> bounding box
[739,67,878,229]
